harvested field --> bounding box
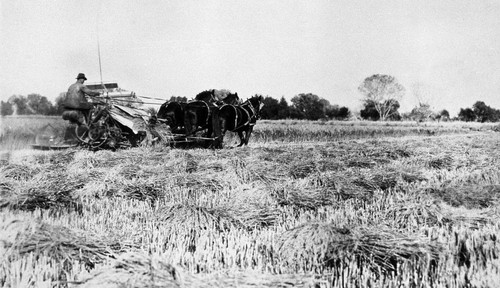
[1,119,500,287]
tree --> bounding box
[472,101,500,122]
[277,97,290,119]
[440,110,450,120]
[492,110,500,122]
[472,101,489,122]
[336,106,351,120]
[1,101,13,116]
[325,105,338,119]
[360,100,379,121]
[408,103,433,122]
[358,74,405,121]
[319,98,331,117]
[360,99,401,121]
[8,95,30,115]
[387,100,402,121]
[337,107,350,120]
[458,108,476,122]
[260,96,280,120]
[54,92,67,115]
[290,93,326,120]
[435,109,450,122]
[27,94,55,115]
[326,105,350,120]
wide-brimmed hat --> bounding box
[76,73,87,80]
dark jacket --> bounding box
[64,82,100,110]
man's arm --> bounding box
[81,86,101,97]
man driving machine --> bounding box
[62,73,101,126]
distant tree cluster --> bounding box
[458,101,500,122]
[1,94,62,116]
[356,74,499,123]
[3,76,499,123]
[401,103,450,122]
[259,96,290,119]
[0,90,353,120]
[258,93,351,120]
[400,101,500,123]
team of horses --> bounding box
[157,90,264,148]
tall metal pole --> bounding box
[96,9,106,93]
[97,35,104,89]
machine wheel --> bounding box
[74,125,90,144]
[88,122,109,149]
[74,122,109,148]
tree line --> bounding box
[1,91,352,121]
[456,101,500,122]
[2,74,500,122]
[1,93,66,116]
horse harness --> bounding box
[241,101,258,126]
[221,100,258,131]
[184,100,214,136]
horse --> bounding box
[194,90,216,103]
[218,95,264,147]
[157,101,186,133]
[217,91,240,105]
[183,100,222,148]
[184,100,211,136]
[183,90,241,142]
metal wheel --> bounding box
[88,122,109,149]
[74,125,89,144]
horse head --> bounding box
[223,92,240,105]
[247,95,264,119]
[157,101,185,131]
[195,90,216,103]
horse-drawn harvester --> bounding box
[53,87,263,150]
[54,82,162,150]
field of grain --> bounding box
[0,116,67,151]
[1,117,500,287]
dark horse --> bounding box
[157,101,186,134]
[182,101,222,148]
[218,95,264,146]
[183,90,241,146]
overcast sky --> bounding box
[1,0,499,115]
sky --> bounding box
[1,0,500,116]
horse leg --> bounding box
[184,110,195,136]
[219,119,227,136]
[244,126,254,145]
[217,114,231,147]
[237,131,245,147]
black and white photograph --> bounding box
[1,0,499,287]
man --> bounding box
[62,73,101,126]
